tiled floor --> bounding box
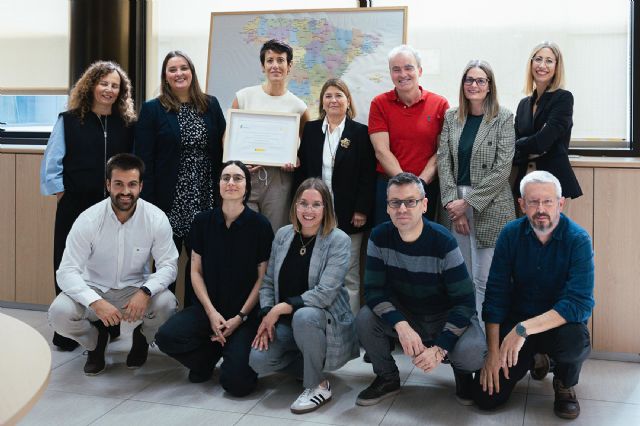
[4,306,640,426]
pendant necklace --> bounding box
[299,233,316,256]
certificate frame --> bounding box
[223,109,300,167]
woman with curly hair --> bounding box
[40,60,136,351]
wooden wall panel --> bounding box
[15,154,57,305]
[0,154,16,301]
[564,167,594,238]
[592,168,640,353]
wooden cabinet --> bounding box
[15,154,57,304]
[0,154,16,301]
[591,169,640,353]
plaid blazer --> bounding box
[259,225,359,370]
[437,106,516,248]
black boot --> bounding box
[52,332,79,351]
[126,324,149,369]
[108,324,121,341]
[454,370,474,406]
[84,321,109,375]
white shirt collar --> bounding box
[322,116,347,135]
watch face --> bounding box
[516,323,527,337]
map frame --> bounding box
[206,7,408,123]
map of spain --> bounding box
[241,16,384,111]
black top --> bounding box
[457,114,483,185]
[62,110,133,194]
[297,118,376,234]
[135,95,226,214]
[277,233,316,316]
[189,207,273,318]
[514,88,582,199]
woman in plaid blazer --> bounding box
[437,60,515,329]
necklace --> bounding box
[298,233,316,256]
[326,123,340,166]
[96,113,108,197]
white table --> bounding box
[0,312,51,425]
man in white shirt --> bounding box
[48,153,179,375]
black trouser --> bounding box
[155,305,258,397]
[172,235,191,305]
[53,191,104,347]
[472,322,591,410]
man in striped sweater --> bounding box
[355,172,486,406]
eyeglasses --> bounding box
[296,201,324,212]
[532,56,556,67]
[463,77,489,87]
[220,174,246,183]
[524,198,557,209]
[387,198,424,209]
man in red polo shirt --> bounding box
[369,44,449,224]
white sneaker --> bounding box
[290,381,332,414]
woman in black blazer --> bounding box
[513,41,582,202]
[296,78,376,314]
[135,50,226,302]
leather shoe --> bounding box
[553,377,580,419]
[530,353,550,380]
[84,321,108,375]
[126,324,149,369]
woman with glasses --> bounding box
[296,78,376,314]
[135,50,226,303]
[437,60,515,329]
[231,39,310,233]
[156,160,273,396]
[512,41,582,204]
[40,61,136,351]
[249,178,358,414]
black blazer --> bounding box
[296,118,376,234]
[514,88,582,199]
[134,96,226,213]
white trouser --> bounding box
[48,286,178,350]
[452,186,495,331]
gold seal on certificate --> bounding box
[223,109,300,167]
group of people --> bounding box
[40,38,593,420]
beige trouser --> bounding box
[48,286,178,350]
[247,166,293,232]
[345,232,364,315]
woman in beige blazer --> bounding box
[437,60,515,329]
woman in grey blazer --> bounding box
[249,178,359,414]
[437,60,515,329]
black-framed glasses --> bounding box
[220,174,246,183]
[387,198,423,209]
[463,77,489,87]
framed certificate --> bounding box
[223,109,300,167]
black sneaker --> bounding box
[53,332,79,351]
[454,371,474,406]
[553,377,580,419]
[84,321,108,375]
[356,375,401,406]
[126,324,149,369]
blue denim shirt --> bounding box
[482,214,594,327]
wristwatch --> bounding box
[140,286,152,297]
[515,322,528,338]
[238,311,248,322]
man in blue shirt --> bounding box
[356,172,486,407]
[472,171,594,420]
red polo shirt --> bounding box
[368,87,449,176]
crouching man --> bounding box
[473,171,594,419]
[49,153,178,375]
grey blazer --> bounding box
[437,106,516,248]
[259,225,359,370]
